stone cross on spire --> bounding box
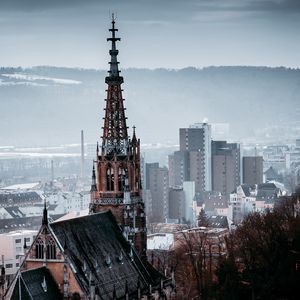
[105,13,123,85]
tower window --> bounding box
[107,167,114,191]
[118,168,126,191]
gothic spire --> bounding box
[105,13,123,85]
[42,199,48,226]
[91,164,97,192]
[102,14,129,155]
[132,125,137,144]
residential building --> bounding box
[243,156,263,184]
[146,164,169,223]
[211,141,241,197]
[168,151,189,187]
[180,123,212,192]
[228,183,282,224]
[0,230,37,276]
[168,186,185,221]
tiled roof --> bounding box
[11,267,62,300]
[240,184,256,197]
[50,211,162,299]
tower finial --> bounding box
[132,125,137,144]
[106,14,123,84]
[42,198,48,226]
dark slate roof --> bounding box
[0,214,65,234]
[240,184,256,197]
[50,211,161,299]
[204,196,228,212]
[0,191,42,206]
[5,206,26,218]
[257,183,279,200]
[208,215,229,229]
[11,267,62,300]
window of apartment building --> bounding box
[5,264,13,269]
[16,247,22,252]
[15,239,21,244]
[25,237,30,243]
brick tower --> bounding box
[90,15,147,261]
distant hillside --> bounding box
[0,66,299,146]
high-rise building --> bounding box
[145,162,159,189]
[168,150,189,187]
[146,163,169,223]
[179,123,212,192]
[168,187,185,221]
[89,18,146,260]
[243,156,263,185]
[212,141,240,197]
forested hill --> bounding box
[0,66,299,146]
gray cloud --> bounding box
[0,0,299,68]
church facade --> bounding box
[3,17,175,300]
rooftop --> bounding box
[50,211,162,299]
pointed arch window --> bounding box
[107,166,114,191]
[118,168,126,191]
[35,238,44,259]
[46,238,56,259]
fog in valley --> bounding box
[0,66,299,147]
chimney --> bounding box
[81,130,85,178]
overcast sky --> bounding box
[0,0,299,69]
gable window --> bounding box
[46,238,56,260]
[35,238,44,259]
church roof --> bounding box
[50,210,161,299]
[11,267,62,300]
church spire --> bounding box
[105,14,123,85]
[102,15,128,156]
[90,17,147,261]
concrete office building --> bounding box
[212,141,241,197]
[243,156,263,185]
